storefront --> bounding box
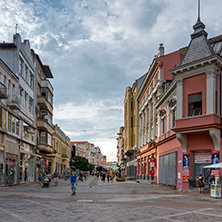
[5,138,19,185]
[19,144,36,183]
[0,146,4,185]
[6,153,17,185]
[159,152,177,186]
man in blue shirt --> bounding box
[69,171,78,195]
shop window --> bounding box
[188,93,202,116]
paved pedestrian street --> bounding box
[1,177,222,222]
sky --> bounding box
[0,0,221,161]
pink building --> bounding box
[137,15,222,190]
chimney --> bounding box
[158,43,164,57]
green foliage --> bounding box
[70,156,89,171]
[88,163,95,172]
[96,166,103,172]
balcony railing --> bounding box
[0,82,7,99]
[8,94,20,109]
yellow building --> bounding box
[124,75,145,179]
[47,124,71,176]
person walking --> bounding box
[102,171,106,182]
[69,171,78,195]
[24,168,28,182]
[47,172,52,187]
[197,174,205,193]
[39,171,43,185]
[54,170,59,186]
[107,172,110,182]
[64,171,68,180]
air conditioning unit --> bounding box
[40,109,47,116]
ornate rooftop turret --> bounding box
[180,0,214,66]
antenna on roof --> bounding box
[15,24,18,34]
[197,0,201,22]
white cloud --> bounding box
[0,0,222,161]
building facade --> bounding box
[33,51,54,178]
[116,126,125,175]
[136,14,222,190]
[124,75,145,180]
[47,124,71,176]
[0,33,36,184]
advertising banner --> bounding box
[182,170,189,183]
[212,151,220,164]
[195,151,211,163]
[183,153,189,170]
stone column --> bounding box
[177,79,183,119]
[206,71,216,114]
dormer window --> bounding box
[188,93,202,116]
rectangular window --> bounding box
[19,58,23,76]
[162,117,165,134]
[29,97,33,113]
[188,92,202,116]
[25,93,28,109]
[131,117,133,128]
[40,131,47,144]
[171,109,176,128]
[8,113,11,132]
[29,74,34,88]
[38,66,41,76]
[48,133,52,146]
[25,65,29,82]
[131,101,133,111]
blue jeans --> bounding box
[71,183,76,190]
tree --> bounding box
[88,163,95,173]
[96,166,103,172]
[70,156,89,171]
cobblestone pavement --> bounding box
[1,176,222,222]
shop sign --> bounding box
[6,160,16,165]
[150,158,156,167]
[195,152,211,163]
[211,170,219,177]
[182,170,189,183]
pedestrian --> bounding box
[102,171,106,182]
[39,171,42,185]
[47,172,52,186]
[42,177,49,188]
[24,168,28,182]
[107,172,110,182]
[54,170,59,186]
[69,171,78,195]
[79,171,83,182]
[64,171,68,180]
[197,174,205,193]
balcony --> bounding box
[62,154,69,160]
[41,80,54,94]
[37,117,53,133]
[0,82,8,99]
[37,142,53,154]
[37,96,53,113]
[8,94,20,110]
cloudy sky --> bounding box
[0,0,221,161]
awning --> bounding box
[203,163,222,168]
